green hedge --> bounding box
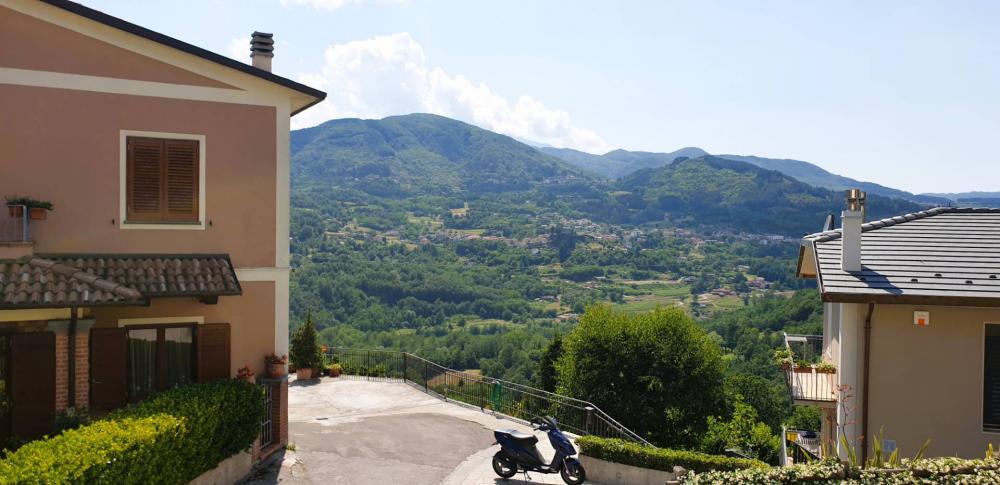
[0,379,265,485]
[682,457,1000,484]
[576,436,767,473]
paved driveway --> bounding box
[244,378,571,485]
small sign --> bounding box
[914,311,930,326]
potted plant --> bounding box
[6,196,53,220]
[237,365,256,383]
[290,311,323,380]
[816,362,837,374]
[773,348,793,370]
[793,359,813,373]
[327,363,342,378]
[264,353,287,378]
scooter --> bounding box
[492,416,586,484]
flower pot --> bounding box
[266,362,286,378]
[311,367,322,379]
[794,366,813,373]
[329,367,342,378]
[296,368,313,380]
[7,205,23,218]
[29,208,47,220]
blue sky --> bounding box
[82,0,999,194]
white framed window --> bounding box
[119,130,206,230]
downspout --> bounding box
[861,302,875,465]
[68,306,77,409]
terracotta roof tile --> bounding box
[0,254,242,309]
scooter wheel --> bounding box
[560,458,586,485]
[492,452,517,478]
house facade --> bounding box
[0,0,324,452]
[793,191,1000,460]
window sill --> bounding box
[121,221,205,230]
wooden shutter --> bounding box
[985,325,1000,431]
[164,139,199,221]
[90,328,127,412]
[197,323,230,383]
[11,332,55,439]
[126,137,199,223]
[127,137,164,221]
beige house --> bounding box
[0,0,324,454]
[793,191,1000,460]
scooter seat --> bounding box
[498,428,538,447]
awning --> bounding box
[0,254,242,309]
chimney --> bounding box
[250,32,274,72]
[841,189,866,272]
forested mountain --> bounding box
[613,156,926,235]
[291,113,589,197]
[537,146,707,178]
[538,144,957,206]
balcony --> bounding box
[781,333,837,406]
[1,206,35,259]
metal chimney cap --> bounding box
[845,188,866,212]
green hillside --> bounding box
[614,156,926,235]
[291,113,590,197]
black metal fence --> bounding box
[326,348,651,446]
[258,378,275,448]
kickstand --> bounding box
[521,470,532,482]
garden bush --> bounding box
[0,379,264,485]
[576,436,767,474]
[682,456,1000,484]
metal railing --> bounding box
[783,333,824,364]
[1,206,28,243]
[258,378,277,448]
[327,348,652,446]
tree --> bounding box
[556,305,726,448]
[700,397,780,463]
[290,311,323,369]
[537,335,563,392]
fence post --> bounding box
[585,406,594,435]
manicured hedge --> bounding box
[0,379,265,485]
[576,436,767,473]
[682,457,1000,484]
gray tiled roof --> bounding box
[803,207,1000,306]
[0,254,242,309]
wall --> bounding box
[860,304,999,458]
[0,83,277,269]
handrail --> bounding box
[326,347,653,446]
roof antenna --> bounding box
[823,213,835,232]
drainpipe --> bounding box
[861,302,875,465]
[68,306,78,409]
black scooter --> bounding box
[492,416,586,484]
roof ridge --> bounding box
[802,207,1000,242]
[28,258,143,300]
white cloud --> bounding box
[225,37,248,63]
[278,0,402,11]
[293,32,609,153]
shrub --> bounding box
[576,436,767,474]
[0,379,264,485]
[682,456,1000,484]
[291,311,323,369]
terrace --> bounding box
[781,333,837,406]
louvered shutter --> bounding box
[197,323,231,383]
[126,137,164,221]
[164,139,199,221]
[984,325,1000,431]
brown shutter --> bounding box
[90,328,127,413]
[127,137,165,222]
[11,332,55,439]
[164,139,199,221]
[197,323,230,383]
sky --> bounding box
[80,0,1000,194]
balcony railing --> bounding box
[1,206,29,243]
[782,333,837,404]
